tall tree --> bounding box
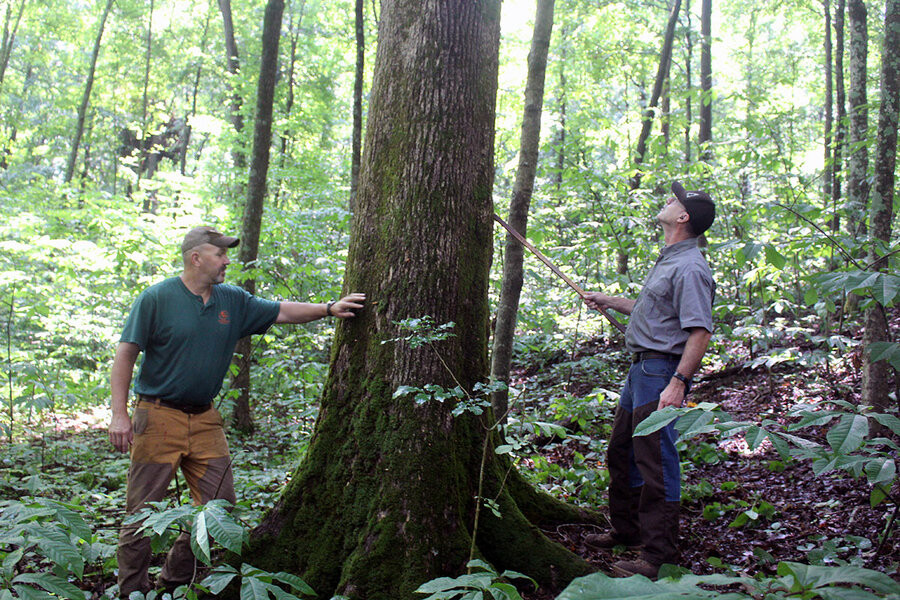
[860,0,900,414]
[846,0,868,244]
[824,0,834,212]
[219,0,246,171]
[64,0,114,183]
[491,0,555,422]
[232,0,285,433]
[0,0,25,91]
[246,1,598,596]
[683,0,693,163]
[699,0,712,161]
[136,0,154,199]
[832,0,847,235]
[349,0,364,212]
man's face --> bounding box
[193,243,230,284]
[657,195,687,227]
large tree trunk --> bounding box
[246,2,598,597]
[490,0,554,422]
[698,0,712,161]
[683,0,693,163]
[64,0,113,183]
[232,0,284,434]
[846,0,868,243]
[861,0,900,415]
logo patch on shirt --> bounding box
[218,310,230,325]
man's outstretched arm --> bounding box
[276,293,366,324]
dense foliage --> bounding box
[0,0,898,597]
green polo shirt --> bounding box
[120,277,281,406]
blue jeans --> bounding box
[607,356,681,565]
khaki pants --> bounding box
[117,401,236,596]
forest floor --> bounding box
[510,319,900,598]
[2,316,899,599]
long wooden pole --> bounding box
[493,214,627,334]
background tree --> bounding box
[846,0,868,247]
[860,0,900,415]
[699,0,712,161]
[491,0,555,424]
[232,0,285,433]
[64,0,114,183]
[245,1,598,596]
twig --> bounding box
[774,203,864,270]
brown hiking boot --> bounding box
[584,533,643,551]
[611,558,660,580]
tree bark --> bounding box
[137,0,154,200]
[246,2,598,597]
[699,0,712,161]
[349,0,364,212]
[64,0,113,183]
[232,0,285,434]
[490,0,554,422]
[832,0,846,235]
[0,0,26,92]
[555,25,567,190]
[824,0,834,210]
[629,0,682,190]
[846,0,868,242]
[861,0,900,415]
[219,0,246,171]
[683,0,693,163]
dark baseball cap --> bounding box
[671,181,715,236]
[180,226,240,253]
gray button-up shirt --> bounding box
[625,238,715,355]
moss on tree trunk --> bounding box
[245,1,601,597]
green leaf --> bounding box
[744,425,767,450]
[11,585,55,600]
[633,407,681,437]
[868,342,900,370]
[870,273,900,306]
[201,565,239,595]
[12,573,86,599]
[33,525,85,579]
[191,511,212,566]
[272,571,316,596]
[556,572,747,599]
[393,385,423,399]
[776,562,900,595]
[241,575,273,600]
[200,501,244,554]
[863,458,896,487]
[765,244,787,270]
[494,445,513,455]
[826,414,868,454]
[869,412,900,436]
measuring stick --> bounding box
[493,214,627,334]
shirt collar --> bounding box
[660,237,699,258]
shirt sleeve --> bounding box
[119,290,155,350]
[673,266,714,333]
[239,290,281,337]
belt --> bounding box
[139,395,212,414]
[632,351,681,363]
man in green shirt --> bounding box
[109,226,365,597]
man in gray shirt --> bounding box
[583,181,715,579]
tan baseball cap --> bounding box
[180,226,240,253]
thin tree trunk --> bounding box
[683,0,693,163]
[629,0,682,189]
[824,0,834,212]
[219,0,246,171]
[555,25,567,190]
[619,0,682,275]
[861,0,900,416]
[846,0,868,243]
[349,0,364,212]
[64,0,113,183]
[247,1,599,596]
[0,0,26,92]
[490,0,555,423]
[232,0,285,434]
[699,0,712,161]
[832,0,846,235]
[137,0,154,199]
[276,0,303,206]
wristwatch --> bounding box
[326,300,337,316]
[672,372,691,395]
